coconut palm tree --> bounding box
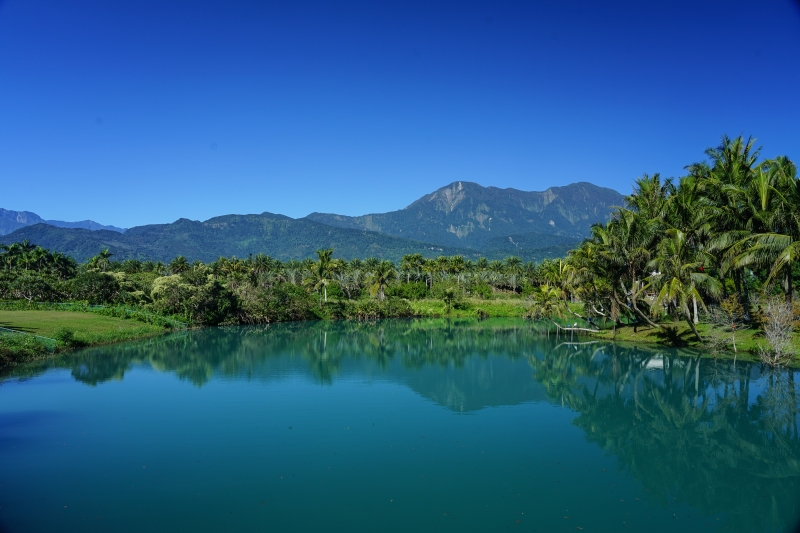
[368,260,396,301]
[729,157,800,301]
[648,229,722,340]
[168,255,190,274]
[90,249,114,272]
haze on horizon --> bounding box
[2,0,799,228]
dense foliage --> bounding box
[526,135,799,361]
[1,135,797,364]
[0,239,550,327]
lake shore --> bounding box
[0,310,169,367]
[3,304,796,368]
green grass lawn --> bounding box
[591,320,800,364]
[0,310,165,346]
[410,298,529,318]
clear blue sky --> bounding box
[2,0,799,228]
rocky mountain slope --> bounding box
[305,181,622,249]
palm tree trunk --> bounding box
[692,295,699,325]
[685,314,703,342]
[740,269,752,321]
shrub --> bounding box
[386,282,428,300]
[54,327,85,349]
[0,334,52,366]
[470,282,494,300]
[70,271,121,304]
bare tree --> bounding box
[707,295,747,362]
[758,297,796,367]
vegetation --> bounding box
[1,135,798,366]
[526,135,800,366]
[0,310,168,366]
[0,208,580,264]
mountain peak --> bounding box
[305,180,624,249]
[0,208,126,236]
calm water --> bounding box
[1,318,799,533]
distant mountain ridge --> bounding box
[0,215,484,263]
[1,181,623,262]
[305,181,622,249]
[0,208,126,236]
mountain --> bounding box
[0,214,488,263]
[0,208,126,236]
[1,181,622,263]
[305,181,622,249]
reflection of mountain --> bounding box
[4,318,800,533]
[391,356,547,412]
[8,319,553,411]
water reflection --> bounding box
[530,343,800,532]
[3,318,800,532]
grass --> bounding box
[590,320,800,365]
[0,310,167,367]
[410,297,529,318]
[408,298,799,366]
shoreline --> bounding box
[1,303,796,368]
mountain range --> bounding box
[0,208,126,236]
[0,181,623,262]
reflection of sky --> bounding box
[0,368,631,532]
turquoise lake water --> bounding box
[1,318,799,532]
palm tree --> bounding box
[283,260,303,285]
[250,253,273,277]
[50,251,77,280]
[168,255,190,274]
[648,229,722,340]
[729,157,800,301]
[306,248,337,302]
[368,260,396,301]
[90,248,114,272]
[400,253,424,283]
[363,257,380,272]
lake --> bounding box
[1,318,799,532]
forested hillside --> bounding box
[3,180,621,262]
[0,214,491,263]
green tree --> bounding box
[648,229,722,340]
[367,260,396,301]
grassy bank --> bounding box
[409,297,529,318]
[0,310,166,367]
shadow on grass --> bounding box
[0,321,37,334]
[653,325,694,347]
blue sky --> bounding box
[2,0,799,228]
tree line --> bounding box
[528,135,798,363]
[1,236,560,325]
[2,134,797,363]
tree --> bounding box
[708,295,747,357]
[305,249,336,302]
[89,249,114,272]
[757,296,796,366]
[168,255,190,274]
[367,260,396,301]
[729,157,800,302]
[70,271,121,304]
[648,229,722,341]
